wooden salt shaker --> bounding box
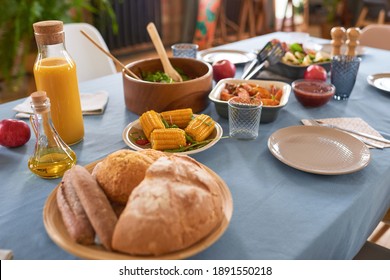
[330,27,346,56]
[346,27,361,56]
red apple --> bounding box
[212,59,236,82]
[303,65,327,81]
[0,119,31,148]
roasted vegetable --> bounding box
[219,83,283,106]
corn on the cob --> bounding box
[185,114,215,142]
[160,108,193,128]
[139,110,165,140]
[150,128,186,150]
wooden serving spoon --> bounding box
[146,22,183,82]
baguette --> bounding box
[70,165,118,251]
[56,170,95,245]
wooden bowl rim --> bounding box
[122,57,212,84]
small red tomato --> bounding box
[303,65,327,81]
[135,138,149,146]
[0,119,31,148]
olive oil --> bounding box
[28,151,76,179]
[28,91,77,179]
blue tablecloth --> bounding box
[1,32,389,260]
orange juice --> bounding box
[34,57,84,145]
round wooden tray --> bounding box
[43,160,233,260]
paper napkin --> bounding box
[301,117,390,149]
[13,90,109,118]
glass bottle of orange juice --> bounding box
[33,20,84,145]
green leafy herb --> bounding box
[185,134,196,144]
[175,67,190,81]
[161,117,179,128]
[165,138,214,153]
[289,43,304,53]
[143,71,174,83]
[142,67,190,83]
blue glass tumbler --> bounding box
[331,55,361,100]
[171,43,198,58]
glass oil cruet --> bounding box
[28,91,77,179]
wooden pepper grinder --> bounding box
[330,27,346,56]
[346,27,361,56]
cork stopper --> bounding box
[31,91,49,113]
[33,20,64,45]
[330,27,346,57]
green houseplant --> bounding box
[0,0,116,88]
[323,0,342,23]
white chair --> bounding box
[64,23,117,82]
[359,24,390,50]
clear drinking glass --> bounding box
[171,43,198,58]
[228,97,262,140]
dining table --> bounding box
[1,31,389,260]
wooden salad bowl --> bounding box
[122,57,212,115]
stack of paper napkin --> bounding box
[302,117,390,149]
[13,90,109,118]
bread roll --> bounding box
[93,149,156,204]
[56,169,95,245]
[138,148,167,161]
[70,165,118,251]
[112,155,223,256]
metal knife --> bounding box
[316,121,390,145]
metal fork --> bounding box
[243,43,285,80]
[307,119,384,149]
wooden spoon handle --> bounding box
[80,30,140,80]
[146,22,182,82]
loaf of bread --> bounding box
[70,165,118,251]
[112,155,223,256]
[56,169,95,245]
[138,149,167,161]
[93,149,160,204]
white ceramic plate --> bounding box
[122,119,223,155]
[199,49,256,64]
[268,126,371,175]
[367,73,390,93]
[319,43,365,56]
